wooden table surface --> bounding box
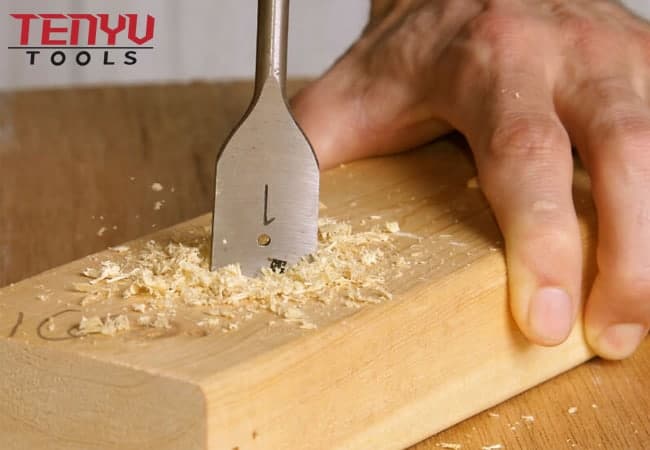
[414,338,649,449]
[0,80,647,449]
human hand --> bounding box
[291,0,650,359]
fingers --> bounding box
[462,74,582,346]
[558,79,650,359]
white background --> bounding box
[1,0,648,90]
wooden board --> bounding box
[5,81,640,449]
[0,137,597,449]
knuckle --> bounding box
[552,2,641,66]
[454,12,540,71]
[559,15,599,44]
[487,115,569,160]
[466,12,518,46]
[462,12,530,63]
[580,78,634,104]
[599,110,650,143]
[559,14,596,38]
[558,15,613,65]
[594,110,650,168]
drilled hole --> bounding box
[257,234,271,247]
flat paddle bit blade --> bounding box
[210,85,320,276]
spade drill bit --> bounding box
[210,0,320,276]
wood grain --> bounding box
[0,144,595,449]
[413,337,650,449]
[0,81,646,449]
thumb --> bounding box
[291,67,450,169]
[290,66,369,169]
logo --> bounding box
[9,13,155,66]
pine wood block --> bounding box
[0,142,596,450]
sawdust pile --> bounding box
[73,218,405,334]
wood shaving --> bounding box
[80,291,111,306]
[198,318,220,328]
[154,200,164,211]
[384,221,400,233]
[466,176,480,189]
[76,314,130,336]
[481,445,503,450]
[521,415,535,422]
[82,261,129,284]
[136,313,171,329]
[487,412,500,418]
[151,182,163,192]
[152,314,171,329]
[392,231,421,240]
[437,443,462,449]
[206,308,235,319]
[196,317,221,328]
[137,315,152,326]
[567,406,578,414]
[110,246,130,253]
[74,217,402,335]
[131,303,146,313]
[97,226,107,237]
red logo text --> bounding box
[9,13,156,67]
[10,14,155,46]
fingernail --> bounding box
[596,323,646,360]
[528,287,573,344]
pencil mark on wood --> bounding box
[37,309,82,341]
[8,312,23,337]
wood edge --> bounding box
[349,329,593,449]
[193,251,593,449]
[0,338,208,450]
[0,186,597,449]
